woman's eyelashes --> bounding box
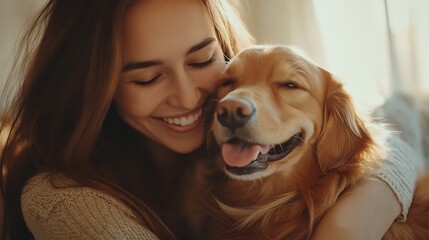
[130,55,217,87]
[132,74,162,87]
[188,56,214,68]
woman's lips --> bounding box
[157,108,203,133]
[162,108,202,126]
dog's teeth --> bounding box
[256,154,268,163]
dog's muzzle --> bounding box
[225,132,303,176]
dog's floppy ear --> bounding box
[316,69,371,173]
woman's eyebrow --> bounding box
[121,37,216,72]
[186,37,216,55]
[122,60,162,72]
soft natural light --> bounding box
[312,0,429,105]
[312,0,391,107]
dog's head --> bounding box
[211,45,374,181]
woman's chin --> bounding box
[166,135,204,154]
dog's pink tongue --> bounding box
[222,143,270,167]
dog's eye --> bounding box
[220,79,236,87]
[279,81,300,89]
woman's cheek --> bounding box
[207,63,227,93]
[114,84,162,119]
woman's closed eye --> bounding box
[188,56,214,68]
[132,74,163,87]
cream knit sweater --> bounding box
[21,135,416,240]
[21,173,159,240]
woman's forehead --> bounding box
[122,0,217,61]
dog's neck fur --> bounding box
[211,142,378,240]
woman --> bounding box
[0,0,416,239]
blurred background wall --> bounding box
[0,0,46,111]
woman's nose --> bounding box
[166,70,201,109]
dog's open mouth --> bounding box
[223,132,303,175]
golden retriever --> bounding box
[207,45,429,240]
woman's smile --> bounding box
[159,108,203,132]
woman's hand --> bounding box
[311,177,401,240]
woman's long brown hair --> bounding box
[0,0,254,239]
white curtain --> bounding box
[242,0,429,105]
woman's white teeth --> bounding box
[163,109,202,127]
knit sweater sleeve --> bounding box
[372,133,417,222]
[21,173,159,240]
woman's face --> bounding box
[116,0,225,153]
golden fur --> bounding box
[207,45,429,239]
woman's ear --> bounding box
[316,70,372,174]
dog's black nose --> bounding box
[216,97,255,131]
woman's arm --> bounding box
[312,178,401,240]
[312,134,417,240]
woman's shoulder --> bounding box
[22,172,135,218]
[21,172,159,239]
